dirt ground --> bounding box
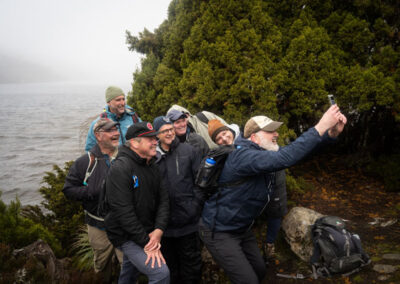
[263,154,400,284]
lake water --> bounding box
[0,82,130,205]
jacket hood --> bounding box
[167,104,192,116]
[89,143,103,158]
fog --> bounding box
[0,0,170,88]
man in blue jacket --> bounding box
[85,86,141,151]
[199,105,347,284]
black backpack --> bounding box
[310,216,371,278]
[195,145,237,198]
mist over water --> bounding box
[0,82,123,205]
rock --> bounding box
[377,275,391,281]
[382,254,400,261]
[13,239,69,282]
[373,264,398,274]
[281,207,324,262]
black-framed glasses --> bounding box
[159,128,174,135]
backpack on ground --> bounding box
[310,216,371,278]
[195,145,240,198]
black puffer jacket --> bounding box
[104,145,169,248]
[155,138,204,237]
[63,144,111,228]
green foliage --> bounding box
[366,154,400,192]
[36,162,84,255]
[0,192,62,255]
[126,0,400,158]
[71,225,93,271]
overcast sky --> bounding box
[0,0,171,86]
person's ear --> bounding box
[250,133,259,144]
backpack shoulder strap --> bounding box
[131,112,140,123]
[195,112,209,124]
[83,151,97,185]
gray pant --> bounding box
[199,221,266,284]
[118,241,170,284]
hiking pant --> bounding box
[118,240,170,284]
[199,221,266,284]
[161,232,202,284]
[266,217,282,244]
[87,225,123,281]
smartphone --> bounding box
[328,94,336,105]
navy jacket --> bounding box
[155,137,204,237]
[201,127,325,232]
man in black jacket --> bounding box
[63,119,122,282]
[104,122,170,284]
[153,116,204,284]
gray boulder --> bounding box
[13,239,69,282]
[281,207,323,262]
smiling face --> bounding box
[215,129,234,146]
[95,126,120,151]
[107,95,126,117]
[130,136,158,160]
[157,124,175,149]
[252,130,279,151]
[173,117,188,136]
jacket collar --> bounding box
[104,105,135,120]
[155,137,180,163]
[118,145,155,165]
[234,135,264,150]
[89,143,104,157]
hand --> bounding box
[144,248,166,268]
[328,113,347,138]
[144,229,163,252]
[315,105,342,136]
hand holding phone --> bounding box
[328,94,336,105]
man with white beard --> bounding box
[199,105,347,284]
[207,117,285,261]
[247,117,287,262]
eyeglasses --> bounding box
[97,128,119,133]
[159,128,174,135]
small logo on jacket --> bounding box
[132,175,139,189]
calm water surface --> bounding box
[0,82,128,205]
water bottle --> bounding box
[198,158,216,188]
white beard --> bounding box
[259,138,279,152]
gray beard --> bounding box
[259,139,279,152]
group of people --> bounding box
[63,85,347,283]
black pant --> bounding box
[161,232,202,284]
[199,221,266,284]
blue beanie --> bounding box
[153,116,172,131]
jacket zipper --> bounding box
[176,154,180,175]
